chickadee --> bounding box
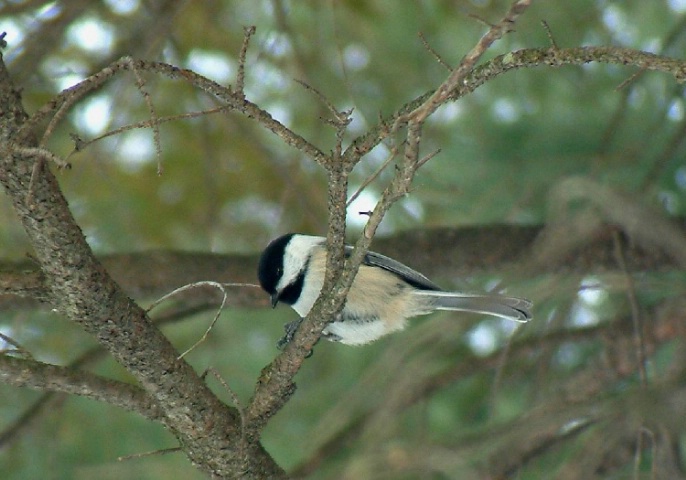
[257,233,532,346]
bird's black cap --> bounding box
[257,233,295,297]
[257,233,308,307]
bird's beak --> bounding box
[270,294,279,308]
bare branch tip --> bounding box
[467,13,495,28]
[418,31,452,71]
[416,148,441,170]
[615,70,643,91]
[540,20,559,49]
[236,26,257,95]
[294,78,346,123]
[118,447,181,462]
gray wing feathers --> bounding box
[344,246,532,322]
[355,248,441,291]
[413,291,533,322]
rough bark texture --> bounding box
[0,50,284,479]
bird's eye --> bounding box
[276,267,283,276]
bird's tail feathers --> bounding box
[413,291,532,323]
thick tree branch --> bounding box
[0,301,228,450]
[0,51,284,479]
[0,355,163,420]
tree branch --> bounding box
[0,355,163,420]
[0,49,284,479]
[343,45,686,165]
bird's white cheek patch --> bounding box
[290,273,325,317]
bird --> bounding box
[257,233,532,346]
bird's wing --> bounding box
[344,246,442,291]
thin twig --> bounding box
[118,447,182,462]
[146,281,260,360]
[16,147,71,169]
[294,78,353,127]
[177,291,227,360]
[403,121,422,172]
[346,144,399,207]
[39,94,78,148]
[128,57,163,175]
[66,106,229,159]
[145,281,258,312]
[540,20,559,49]
[415,147,441,170]
[0,332,34,359]
[467,13,495,29]
[418,31,452,71]
[615,69,645,91]
[330,107,353,168]
[20,57,132,142]
[236,26,256,95]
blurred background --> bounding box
[1,0,686,478]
